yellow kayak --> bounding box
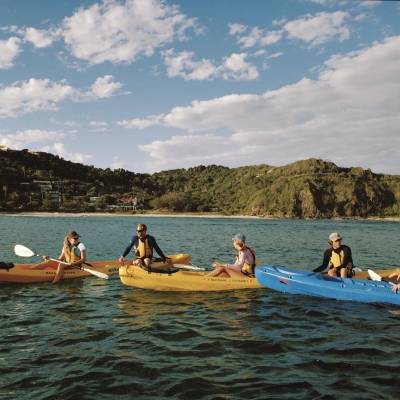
[119,259,262,292]
[0,259,120,284]
[353,268,399,282]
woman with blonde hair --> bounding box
[49,231,86,283]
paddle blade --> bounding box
[14,244,35,258]
[174,263,206,272]
[368,269,382,281]
[81,266,109,280]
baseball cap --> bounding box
[232,233,246,243]
[329,232,342,242]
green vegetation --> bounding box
[1,148,399,218]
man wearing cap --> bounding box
[118,223,168,268]
[207,232,257,278]
[313,232,354,277]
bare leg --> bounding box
[207,266,225,277]
[52,263,65,283]
[225,268,247,278]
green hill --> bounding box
[1,147,399,218]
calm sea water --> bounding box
[1,215,400,400]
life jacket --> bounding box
[237,246,257,276]
[136,238,153,259]
[65,244,81,264]
[329,247,353,269]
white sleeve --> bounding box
[78,242,86,252]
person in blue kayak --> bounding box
[118,223,168,269]
[389,271,400,293]
[44,230,87,283]
[207,233,257,278]
[313,232,354,278]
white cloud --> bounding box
[359,0,381,8]
[220,53,259,80]
[24,27,60,48]
[0,129,92,164]
[89,75,123,98]
[305,0,341,6]
[0,129,65,149]
[138,134,234,170]
[90,121,109,127]
[0,76,123,118]
[162,49,259,81]
[228,23,247,35]
[231,11,351,50]
[266,52,283,59]
[139,36,400,173]
[89,120,110,132]
[119,114,164,129]
[162,49,217,80]
[0,79,76,117]
[237,27,283,48]
[0,37,21,69]
[283,11,350,46]
[43,142,92,164]
[61,0,198,64]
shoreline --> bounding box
[1,211,399,221]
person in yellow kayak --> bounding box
[44,231,87,283]
[207,233,256,278]
[118,223,168,269]
[313,232,354,278]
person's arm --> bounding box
[150,236,166,261]
[313,249,331,272]
[119,236,136,262]
[71,243,86,267]
[225,251,245,269]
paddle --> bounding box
[367,269,394,286]
[173,263,207,272]
[14,244,109,280]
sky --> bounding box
[0,0,399,174]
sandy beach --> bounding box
[2,211,399,221]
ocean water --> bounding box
[0,215,399,400]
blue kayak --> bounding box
[255,265,400,306]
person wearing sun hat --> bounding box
[313,232,354,278]
[207,232,257,278]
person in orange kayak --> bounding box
[44,231,87,283]
[118,223,168,269]
[207,233,256,278]
[313,232,354,278]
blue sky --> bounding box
[0,0,399,174]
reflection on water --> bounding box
[1,215,400,399]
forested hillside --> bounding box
[1,147,399,218]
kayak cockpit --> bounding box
[0,262,15,271]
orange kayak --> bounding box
[0,259,120,283]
